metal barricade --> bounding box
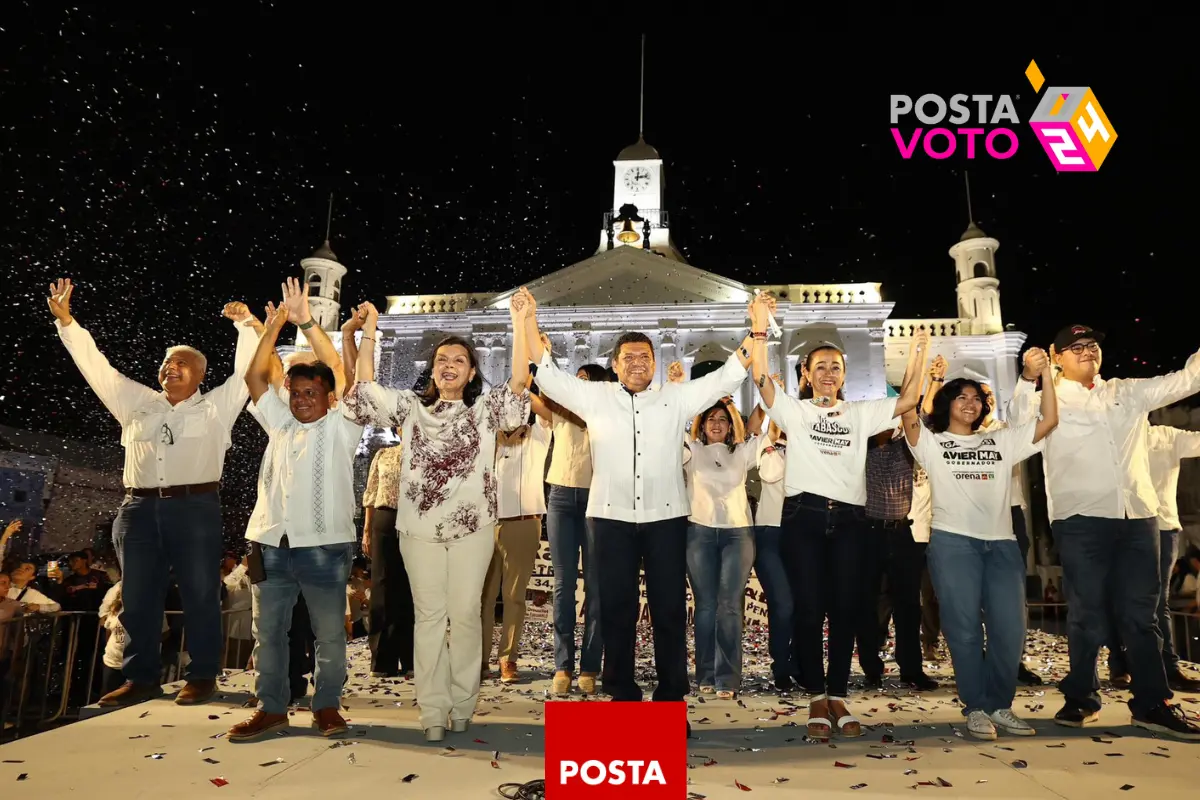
[0,608,244,741]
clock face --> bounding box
[623,166,652,193]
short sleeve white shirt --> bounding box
[908,421,1044,541]
[766,395,899,506]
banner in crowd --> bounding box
[524,534,769,626]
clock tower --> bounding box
[597,135,684,262]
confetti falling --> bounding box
[1,19,1192,561]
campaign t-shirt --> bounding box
[908,421,1043,541]
[767,395,899,506]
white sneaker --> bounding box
[990,708,1036,736]
[967,709,997,740]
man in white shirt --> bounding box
[481,380,552,684]
[522,288,771,736]
[1107,424,1200,692]
[225,285,364,742]
[48,279,257,708]
[1009,324,1200,740]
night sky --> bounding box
[1,10,1193,537]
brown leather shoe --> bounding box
[312,707,348,737]
[500,661,519,683]
[175,678,217,705]
[98,681,164,707]
[227,710,290,742]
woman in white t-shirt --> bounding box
[749,330,927,740]
[682,398,757,699]
[902,348,1057,741]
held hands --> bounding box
[747,291,776,332]
[667,361,685,383]
[47,278,74,325]
[222,302,252,323]
[342,304,370,334]
[281,277,313,326]
[355,302,379,334]
[1023,347,1050,379]
[509,287,536,323]
[929,354,947,380]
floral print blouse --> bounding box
[344,381,531,542]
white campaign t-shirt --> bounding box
[767,395,899,506]
[908,421,1043,541]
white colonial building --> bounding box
[288,133,1026,423]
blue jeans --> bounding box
[1055,515,1171,716]
[1108,529,1180,676]
[927,530,1025,714]
[112,492,223,684]
[753,526,795,682]
[686,524,755,691]
[251,541,353,715]
[546,485,602,674]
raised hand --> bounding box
[222,301,252,323]
[1024,347,1049,378]
[521,286,537,315]
[357,301,379,331]
[929,354,947,380]
[510,290,528,320]
[911,328,931,355]
[341,305,367,334]
[264,301,288,330]
[3,519,23,538]
[47,278,74,324]
[281,277,313,326]
[667,361,685,383]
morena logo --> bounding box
[545,701,686,799]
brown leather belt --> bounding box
[499,514,542,522]
[126,482,219,499]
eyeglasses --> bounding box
[1064,342,1100,356]
[161,423,174,445]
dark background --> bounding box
[1,10,1194,539]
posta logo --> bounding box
[1025,59,1117,172]
[888,59,1117,171]
[545,701,687,799]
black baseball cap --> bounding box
[1053,324,1105,351]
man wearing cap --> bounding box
[1008,324,1200,740]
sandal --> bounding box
[829,696,862,738]
[716,690,735,700]
[806,693,832,740]
[698,685,716,695]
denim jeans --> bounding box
[1108,529,1180,677]
[546,486,603,674]
[779,494,869,698]
[753,526,795,682]
[686,524,755,690]
[1054,515,1172,716]
[112,492,223,684]
[926,530,1025,715]
[251,541,353,715]
[592,516,689,702]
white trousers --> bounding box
[399,530,495,730]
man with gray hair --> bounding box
[47,278,259,708]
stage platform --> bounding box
[1,634,1197,798]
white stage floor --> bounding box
[2,628,1198,798]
